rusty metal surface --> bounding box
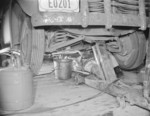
[31,13,146,27]
[30,0,149,28]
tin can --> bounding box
[54,59,72,80]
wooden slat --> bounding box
[139,0,147,30]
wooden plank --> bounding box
[139,0,147,30]
[104,0,112,29]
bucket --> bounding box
[0,66,34,111]
[54,59,72,80]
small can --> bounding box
[54,59,72,80]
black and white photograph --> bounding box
[0,0,150,116]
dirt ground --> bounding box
[0,62,150,116]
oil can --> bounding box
[0,66,34,111]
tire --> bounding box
[11,3,32,66]
[11,3,25,49]
[21,20,45,75]
[114,31,146,70]
[11,3,45,75]
[30,28,45,75]
[129,32,146,69]
[20,17,32,65]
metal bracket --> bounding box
[47,36,85,53]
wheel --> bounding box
[0,3,24,67]
[17,18,45,75]
[11,3,32,66]
[30,28,45,75]
[130,31,146,69]
[1,2,45,74]
[114,31,146,70]
[20,17,32,65]
[11,3,25,49]
[20,20,45,75]
[11,3,45,75]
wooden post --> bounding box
[104,0,112,29]
[139,0,146,30]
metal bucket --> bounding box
[54,59,72,80]
[0,66,34,111]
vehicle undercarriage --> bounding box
[1,0,150,114]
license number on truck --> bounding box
[39,0,79,12]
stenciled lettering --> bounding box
[48,0,72,9]
[53,0,58,8]
[63,0,67,8]
[68,0,71,8]
[48,0,53,8]
[59,0,63,8]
